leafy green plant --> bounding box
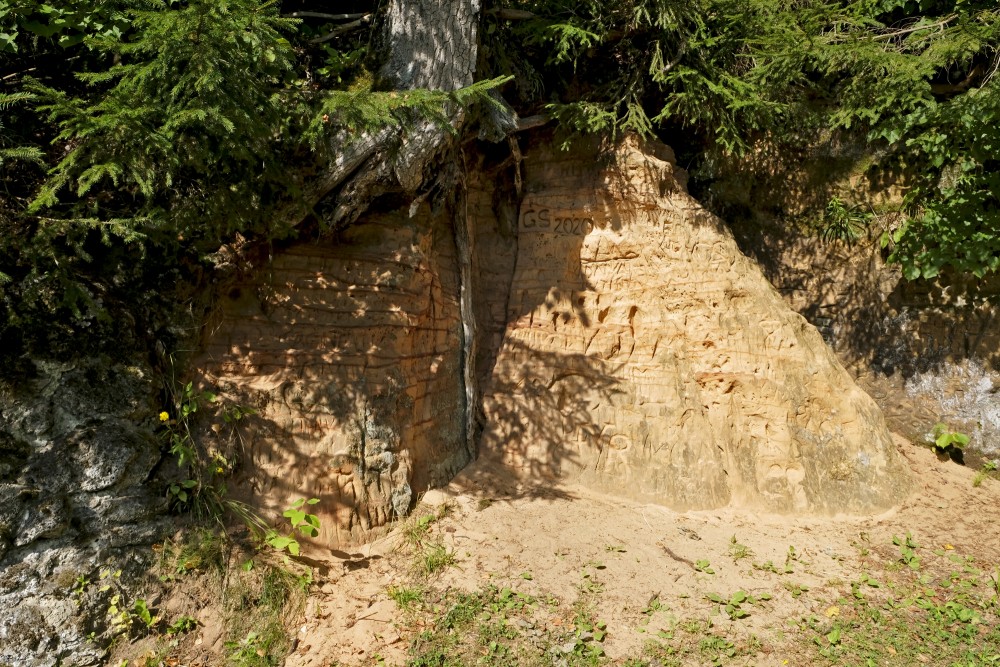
[264,498,321,557]
[893,532,921,570]
[167,479,198,510]
[705,590,769,620]
[699,634,738,667]
[752,560,780,574]
[107,595,160,636]
[820,197,871,245]
[851,572,881,600]
[695,559,715,574]
[784,545,799,574]
[226,631,267,665]
[783,582,810,599]
[930,423,970,455]
[728,535,753,562]
[166,614,198,635]
[72,574,90,605]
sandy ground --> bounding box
[261,437,1000,667]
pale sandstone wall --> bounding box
[479,138,909,513]
[196,136,912,548]
[733,212,1000,459]
[197,209,467,546]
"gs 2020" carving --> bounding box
[520,207,594,235]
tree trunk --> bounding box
[312,0,484,458]
[285,0,482,230]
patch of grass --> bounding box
[403,513,437,547]
[973,460,998,488]
[398,511,458,576]
[157,527,227,582]
[798,538,1000,667]
[223,561,304,667]
[630,618,763,667]
[407,586,543,667]
[389,585,424,610]
[421,540,456,575]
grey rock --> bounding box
[0,358,168,666]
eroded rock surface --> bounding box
[479,138,910,512]
[0,360,167,666]
[734,226,1000,459]
[198,208,468,546]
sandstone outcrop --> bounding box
[197,136,910,550]
[198,210,469,546]
[479,138,910,512]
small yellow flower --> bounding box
[216,467,224,474]
[944,544,954,550]
[158,411,170,422]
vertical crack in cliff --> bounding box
[455,174,478,460]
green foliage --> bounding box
[0,92,44,168]
[3,0,1000,373]
[421,541,457,575]
[0,0,127,52]
[303,76,513,150]
[821,197,871,245]
[0,0,512,367]
[492,0,1000,278]
[166,614,198,635]
[931,422,971,453]
[893,531,922,570]
[705,590,770,620]
[264,498,321,557]
[26,0,298,245]
[388,585,425,610]
[694,559,715,574]
[805,539,1000,665]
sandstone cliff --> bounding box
[196,136,910,547]
[198,211,469,546]
[479,138,909,513]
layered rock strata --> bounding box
[198,209,467,546]
[479,138,909,512]
[198,136,911,550]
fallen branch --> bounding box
[484,7,536,20]
[309,14,373,44]
[871,14,957,41]
[285,12,368,21]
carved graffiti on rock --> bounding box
[520,207,594,235]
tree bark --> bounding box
[285,0,482,230]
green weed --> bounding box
[389,585,424,610]
[728,536,754,563]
